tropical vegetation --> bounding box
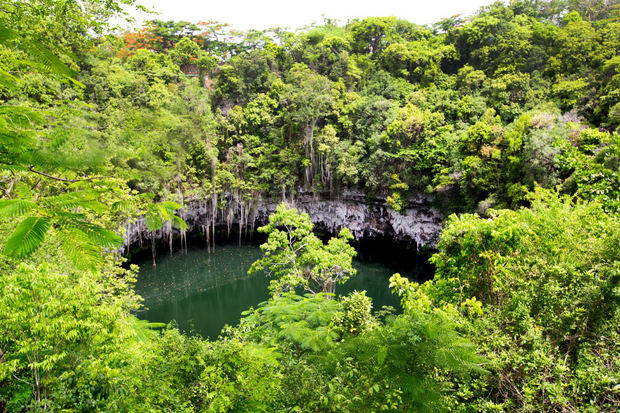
[0,0,618,411]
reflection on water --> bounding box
[134,242,427,339]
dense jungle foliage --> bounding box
[0,0,619,411]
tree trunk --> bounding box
[168,224,173,256]
[151,234,157,266]
[322,279,335,296]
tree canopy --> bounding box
[1,0,619,411]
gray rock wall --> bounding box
[120,191,443,255]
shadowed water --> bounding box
[135,242,428,339]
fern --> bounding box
[0,188,125,265]
[57,229,103,269]
[60,219,122,249]
[0,27,80,84]
[0,199,37,218]
[46,191,107,213]
[4,217,51,257]
[171,214,188,230]
[128,318,166,343]
[112,200,132,211]
[0,69,19,90]
[144,200,184,231]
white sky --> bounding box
[126,0,499,31]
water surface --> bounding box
[135,243,426,339]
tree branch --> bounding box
[26,167,107,183]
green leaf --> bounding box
[47,191,107,212]
[0,68,19,90]
[0,199,37,218]
[4,217,51,257]
[60,220,122,249]
[377,346,388,365]
[145,211,163,232]
[0,27,81,84]
[57,230,103,270]
[112,200,132,211]
[171,214,188,231]
[161,201,182,210]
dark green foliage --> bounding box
[1,0,619,411]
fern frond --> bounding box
[59,219,122,249]
[12,182,33,200]
[0,164,27,172]
[47,210,87,221]
[0,27,80,83]
[161,201,182,210]
[0,104,45,120]
[128,318,166,342]
[4,217,51,257]
[144,211,164,232]
[56,229,103,270]
[112,200,132,212]
[0,199,37,218]
[46,191,106,213]
[0,69,19,90]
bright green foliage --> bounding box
[331,290,376,336]
[427,189,620,411]
[249,203,356,295]
[144,199,186,232]
[557,128,620,213]
[0,27,78,90]
[238,292,343,352]
[41,0,616,213]
[0,2,148,266]
[0,260,140,410]
[1,0,620,411]
[0,189,122,267]
[230,287,482,412]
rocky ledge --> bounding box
[120,191,443,255]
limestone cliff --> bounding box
[120,191,443,255]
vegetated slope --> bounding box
[76,1,619,215]
[0,0,618,411]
